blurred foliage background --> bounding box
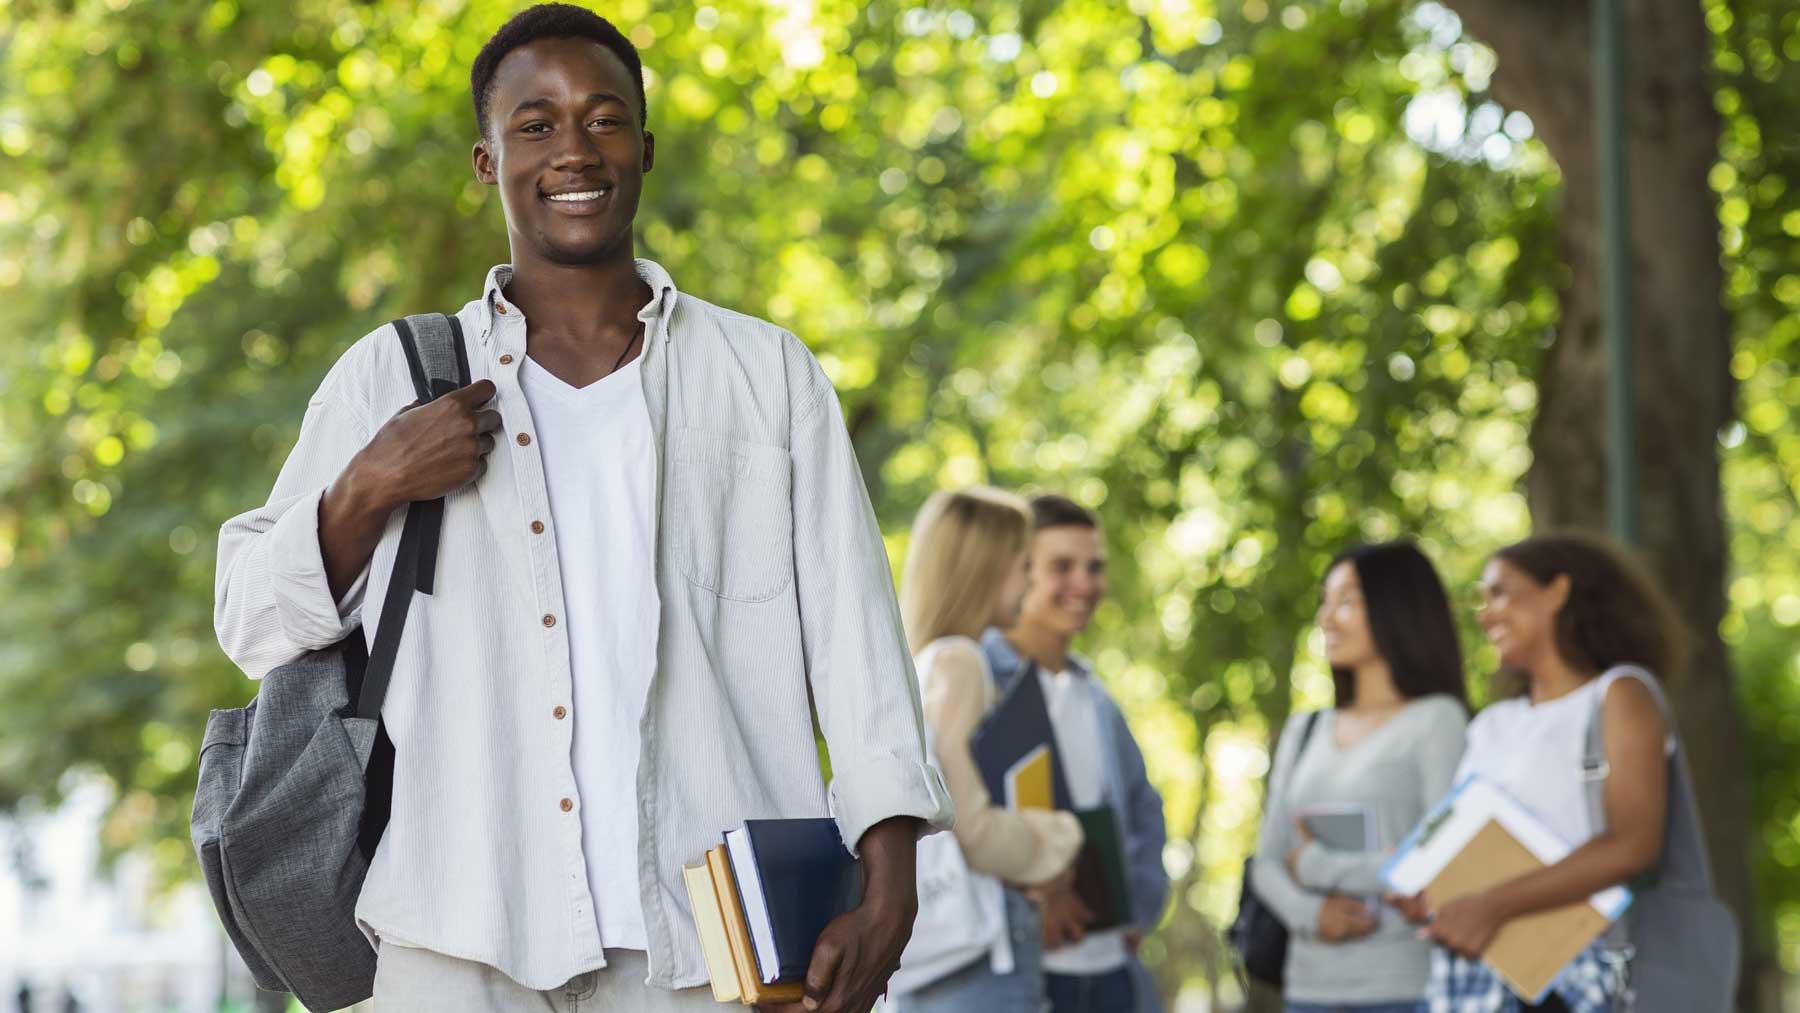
[0,0,1796,1008]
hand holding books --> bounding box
[1316,894,1378,942]
[1031,874,1094,948]
[684,815,921,1010]
[1290,803,1381,941]
[777,818,920,1013]
[1381,776,1632,1003]
[1420,890,1511,957]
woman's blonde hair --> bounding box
[900,487,1031,654]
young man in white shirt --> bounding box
[214,5,951,1010]
[981,495,1169,1013]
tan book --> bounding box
[1384,777,1631,1002]
[1422,821,1614,999]
[681,861,741,1002]
[707,845,805,1006]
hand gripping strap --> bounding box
[356,314,469,721]
[392,314,469,595]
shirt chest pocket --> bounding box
[671,428,795,602]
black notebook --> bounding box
[723,818,861,985]
[969,661,1074,811]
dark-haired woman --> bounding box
[1407,534,1731,1012]
[1252,542,1469,1012]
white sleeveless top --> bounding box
[1454,668,1673,846]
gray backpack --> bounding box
[1583,666,1740,1013]
[191,314,469,1012]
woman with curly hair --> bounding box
[1401,533,1736,1013]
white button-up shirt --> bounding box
[213,259,954,991]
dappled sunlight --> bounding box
[1,0,1797,1002]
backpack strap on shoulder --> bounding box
[355,314,470,721]
[1582,665,1669,832]
[1582,679,1611,834]
[394,313,472,401]
[390,314,469,595]
[1583,665,1675,897]
[1272,709,1323,808]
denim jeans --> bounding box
[1285,1002,1425,1013]
[887,890,1046,1013]
[1045,965,1135,1013]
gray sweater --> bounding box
[1250,694,1468,1004]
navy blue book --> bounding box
[970,660,1074,811]
[724,818,862,985]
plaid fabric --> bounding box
[1426,942,1630,1013]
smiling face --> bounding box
[1317,561,1379,670]
[1018,525,1107,638]
[1477,558,1569,672]
[472,36,653,268]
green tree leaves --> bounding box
[2,0,1796,995]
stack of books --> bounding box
[682,661,1141,1006]
[683,818,861,1005]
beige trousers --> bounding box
[372,944,720,1012]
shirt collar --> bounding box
[980,628,1091,679]
[476,258,681,344]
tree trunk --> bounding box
[1444,1,1768,1007]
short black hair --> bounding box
[1028,494,1098,532]
[1329,541,1469,709]
[471,4,647,140]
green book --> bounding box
[1071,805,1135,932]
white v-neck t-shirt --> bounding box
[518,353,661,952]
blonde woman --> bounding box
[889,488,1086,1013]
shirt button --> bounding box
[560,798,573,812]
[554,706,567,720]
[495,302,508,314]
[500,354,514,365]
[543,614,557,628]
[531,520,545,534]
[516,432,532,446]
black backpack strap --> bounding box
[1273,710,1323,803]
[391,314,469,595]
[355,314,470,721]
[395,313,472,400]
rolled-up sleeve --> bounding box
[214,352,375,679]
[786,340,954,853]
